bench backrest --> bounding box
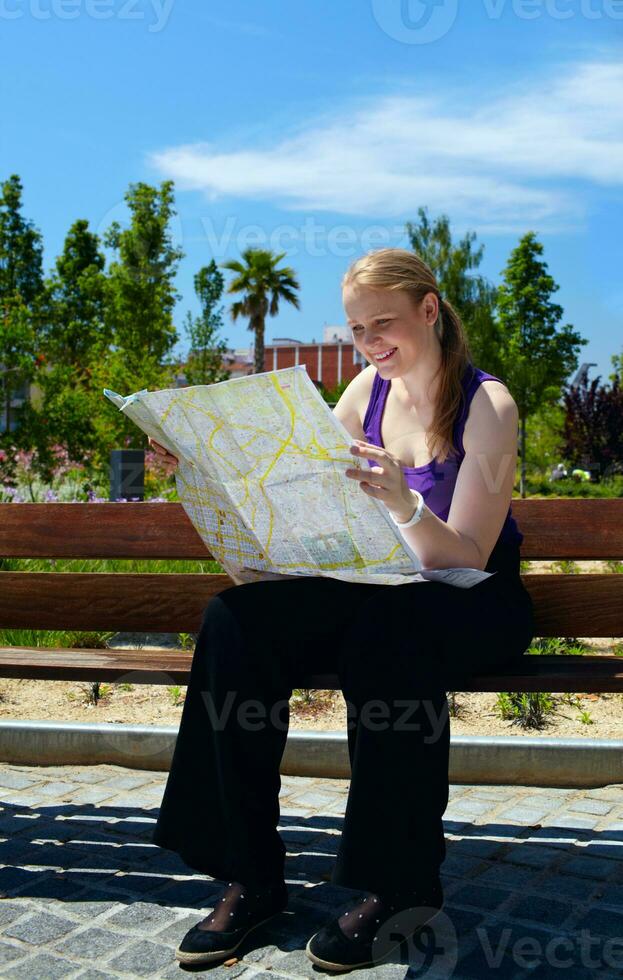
[1,500,622,637]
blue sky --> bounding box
[2,0,621,383]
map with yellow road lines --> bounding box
[104,367,491,588]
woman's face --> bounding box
[343,284,438,376]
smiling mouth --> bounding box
[372,347,398,362]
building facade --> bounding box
[263,326,365,390]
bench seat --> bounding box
[0,646,621,693]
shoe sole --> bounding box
[175,907,285,965]
[304,906,444,972]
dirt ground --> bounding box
[1,561,621,738]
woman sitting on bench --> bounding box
[149,246,535,972]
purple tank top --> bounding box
[362,362,523,548]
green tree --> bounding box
[40,219,109,367]
[0,175,44,304]
[0,175,44,438]
[0,295,37,438]
[496,232,587,497]
[104,181,183,369]
[183,261,231,386]
[25,219,113,474]
[222,248,300,374]
[406,207,502,374]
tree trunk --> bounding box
[254,318,265,375]
[520,414,526,498]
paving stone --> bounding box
[509,894,574,928]
[497,805,553,823]
[61,889,123,918]
[61,769,112,785]
[450,883,512,912]
[441,851,483,878]
[452,836,506,860]
[445,799,492,817]
[22,873,84,901]
[594,882,623,906]
[3,951,78,978]
[463,919,559,975]
[574,906,623,939]
[537,873,597,902]
[0,902,28,928]
[2,910,78,944]
[474,863,539,890]
[569,798,614,816]
[286,791,343,809]
[561,855,619,879]
[0,866,48,894]
[502,843,564,869]
[107,938,178,975]
[105,900,180,934]
[152,877,221,908]
[61,787,116,805]
[526,825,591,848]
[71,971,127,980]
[0,942,26,967]
[0,772,40,790]
[32,781,82,798]
[54,925,122,961]
[581,841,623,861]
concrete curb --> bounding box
[1,721,623,787]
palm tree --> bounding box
[221,248,300,374]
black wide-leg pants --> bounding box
[152,547,535,895]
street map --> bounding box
[104,367,492,588]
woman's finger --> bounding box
[345,467,385,483]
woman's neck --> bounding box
[392,340,443,411]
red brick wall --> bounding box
[264,344,363,390]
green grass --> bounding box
[0,557,224,573]
[494,691,557,729]
[550,559,581,574]
[526,636,590,656]
[0,628,118,649]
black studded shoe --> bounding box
[175,879,288,965]
[305,881,444,973]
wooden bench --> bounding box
[0,500,622,693]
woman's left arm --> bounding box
[347,382,519,571]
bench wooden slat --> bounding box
[0,572,231,631]
[0,647,621,692]
[1,500,622,560]
[0,572,622,636]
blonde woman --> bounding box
[150,248,534,972]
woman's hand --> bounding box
[148,437,179,467]
[345,440,416,523]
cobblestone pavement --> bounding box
[1,765,623,979]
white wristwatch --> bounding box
[389,489,425,528]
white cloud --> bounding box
[149,59,622,231]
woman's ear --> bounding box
[423,291,439,326]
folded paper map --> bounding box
[103,366,492,588]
